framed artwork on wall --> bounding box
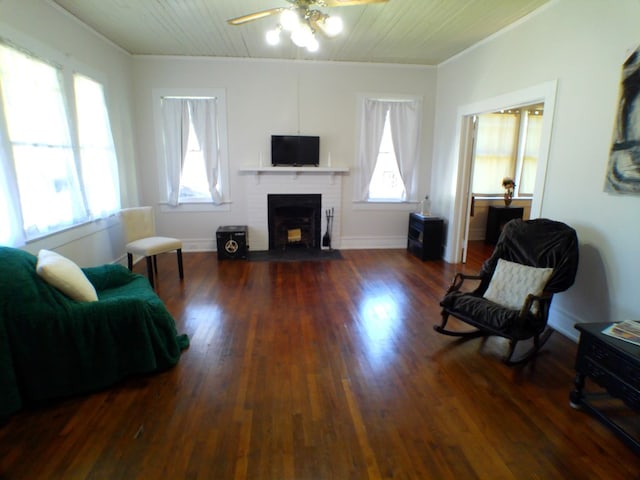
[605,44,640,194]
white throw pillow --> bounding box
[483,258,553,311]
[36,249,98,302]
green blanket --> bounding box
[0,247,188,419]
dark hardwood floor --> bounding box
[2,243,639,479]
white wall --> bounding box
[432,0,640,338]
[0,0,138,266]
[132,57,437,249]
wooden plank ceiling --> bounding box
[51,0,550,65]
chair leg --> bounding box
[433,312,450,333]
[502,327,554,366]
[145,256,154,288]
[127,253,133,271]
[177,248,184,279]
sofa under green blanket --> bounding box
[0,246,189,419]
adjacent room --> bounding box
[1,0,640,478]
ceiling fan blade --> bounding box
[227,8,285,26]
[321,0,389,6]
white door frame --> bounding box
[448,80,558,263]
[459,115,477,263]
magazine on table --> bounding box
[602,320,640,346]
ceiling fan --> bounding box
[228,0,389,52]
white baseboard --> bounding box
[181,236,410,252]
[182,238,217,252]
[339,235,407,250]
[548,304,581,343]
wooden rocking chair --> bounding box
[435,218,579,365]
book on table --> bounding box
[602,320,640,347]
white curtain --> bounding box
[520,113,543,195]
[74,74,121,218]
[0,44,86,238]
[161,98,189,206]
[354,99,388,201]
[0,42,122,242]
[472,113,518,194]
[0,112,25,247]
[389,100,421,201]
[188,98,222,204]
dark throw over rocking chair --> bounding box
[435,218,579,365]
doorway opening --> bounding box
[450,81,558,264]
[463,103,544,254]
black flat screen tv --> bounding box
[271,135,320,167]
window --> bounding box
[355,96,422,203]
[158,93,229,206]
[0,42,120,245]
[367,111,406,201]
[73,74,121,217]
[179,119,211,200]
[471,104,543,197]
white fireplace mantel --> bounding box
[238,166,349,184]
[239,166,349,173]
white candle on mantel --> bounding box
[259,151,264,167]
[327,151,332,167]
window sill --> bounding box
[25,214,119,249]
[158,201,231,213]
[352,201,419,211]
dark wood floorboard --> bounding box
[1,242,639,479]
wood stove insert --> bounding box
[268,194,321,250]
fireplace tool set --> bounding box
[322,207,334,249]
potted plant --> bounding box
[502,177,515,206]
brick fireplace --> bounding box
[242,169,344,251]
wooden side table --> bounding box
[485,206,523,244]
[570,322,640,455]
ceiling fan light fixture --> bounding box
[228,0,389,51]
[280,9,300,31]
[320,15,343,37]
[290,23,314,48]
[232,1,356,52]
[306,36,320,52]
[266,27,281,45]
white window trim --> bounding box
[352,201,420,211]
[152,88,230,212]
[157,201,231,213]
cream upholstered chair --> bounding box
[120,206,183,288]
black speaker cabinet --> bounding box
[407,213,443,261]
[216,225,248,260]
